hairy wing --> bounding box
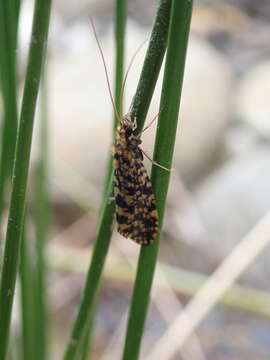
[114,146,137,239]
[114,143,159,245]
[130,160,159,245]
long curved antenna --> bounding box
[89,17,121,122]
[139,106,164,135]
[120,39,148,117]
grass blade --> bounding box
[122,1,193,359]
[63,1,172,358]
[0,0,19,224]
[131,0,172,132]
[74,3,127,357]
[0,0,52,358]
[19,67,50,360]
[63,174,115,360]
[114,0,126,128]
[103,0,126,199]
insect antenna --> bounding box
[89,17,121,122]
[139,106,164,135]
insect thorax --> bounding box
[117,114,142,148]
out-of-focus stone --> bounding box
[35,20,232,190]
[193,147,270,285]
[235,61,270,137]
[175,36,232,182]
[141,35,232,183]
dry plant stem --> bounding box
[100,246,206,360]
[122,0,193,359]
[63,1,172,358]
[51,158,100,211]
[0,0,52,358]
[146,212,270,360]
[47,240,270,319]
[151,268,206,360]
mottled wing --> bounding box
[131,158,159,245]
[114,145,137,239]
[114,144,158,245]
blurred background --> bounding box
[10,0,270,358]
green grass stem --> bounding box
[19,69,50,360]
[77,298,97,360]
[78,322,91,360]
[70,3,126,358]
[114,0,126,129]
[63,1,172,358]
[103,0,126,198]
[131,0,172,133]
[0,0,19,225]
[0,0,52,358]
[122,1,193,359]
[63,174,115,360]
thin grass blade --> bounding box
[63,1,172,358]
[0,0,52,358]
[0,0,19,225]
[122,1,193,359]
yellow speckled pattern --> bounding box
[113,114,158,246]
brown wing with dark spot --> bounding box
[114,128,159,246]
[114,142,158,245]
[114,144,137,239]
[130,160,159,245]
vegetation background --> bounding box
[1,0,270,359]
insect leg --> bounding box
[141,149,171,172]
[139,106,164,135]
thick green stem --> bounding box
[0,0,52,358]
[122,1,193,359]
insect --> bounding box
[113,115,159,245]
[90,18,168,245]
